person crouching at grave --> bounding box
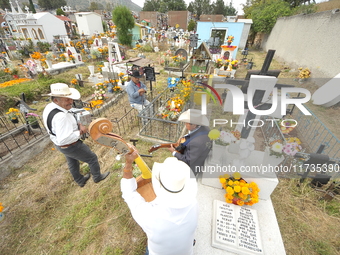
[168,109,212,176]
[122,147,198,255]
[126,70,152,124]
[42,83,110,187]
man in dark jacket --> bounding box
[168,109,211,176]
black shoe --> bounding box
[94,172,110,183]
[79,174,91,187]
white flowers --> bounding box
[271,142,283,153]
[219,131,237,144]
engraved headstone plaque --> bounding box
[212,200,263,255]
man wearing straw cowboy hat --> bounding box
[168,109,211,176]
[122,148,198,255]
[43,83,110,187]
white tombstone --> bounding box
[312,73,340,107]
[66,47,82,63]
[108,42,122,68]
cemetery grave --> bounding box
[0,30,339,255]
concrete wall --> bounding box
[168,11,190,30]
[264,10,340,78]
[139,11,159,28]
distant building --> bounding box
[167,11,191,30]
[75,12,104,36]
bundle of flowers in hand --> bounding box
[92,82,107,100]
[6,108,20,122]
[219,172,260,206]
[208,129,241,146]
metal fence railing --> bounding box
[138,88,190,142]
[0,113,47,161]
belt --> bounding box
[59,140,80,148]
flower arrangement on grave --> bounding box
[90,48,101,59]
[31,52,42,60]
[172,54,186,66]
[219,172,260,206]
[59,54,66,62]
[70,78,78,85]
[214,58,224,69]
[92,82,107,100]
[208,129,241,146]
[279,118,296,134]
[269,139,284,158]
[45,52,54,60]
[269,137,302,158]
[98,46,109,58]
[118,72,128,84]
[133,44,142,51]
[26,112,39,125]
[0,202,4,220]
[69,54,76,63]
[223,59,231,70]
[0,78,31,89]
[97,64,104,73]
[231,60,239,70]
[227,35,234,44]
[6,108,20,122]
[159,96,184,121]
[298,67,311,79]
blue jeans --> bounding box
[56,140,102,185]
[144,246,149,255]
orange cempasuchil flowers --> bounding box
[219,172,260,206]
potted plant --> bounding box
[26,113,39,128]
[6,108,20,123]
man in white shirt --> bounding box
[43,83,109,187]
[121,148,198,255]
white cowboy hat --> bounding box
[152,157,197,208]
[178,109,209,126]
[47,83,81,100]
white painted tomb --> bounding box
[194,176,286,255]
[312,73,340,107]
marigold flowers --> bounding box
[219,173,260,206]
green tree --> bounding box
[38,0,66,10]
[213,0,225,15]
[29,0,36,13]
[188,0,213,20]
[89,2,98,11]
[187,19,196,31]
[112,5,135,46]
[224,1,237,16]
[143,0,160,11]
[247,0,292,33]
[0,0,10,10]
[56,8,65,16]
[143,0,186,12]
